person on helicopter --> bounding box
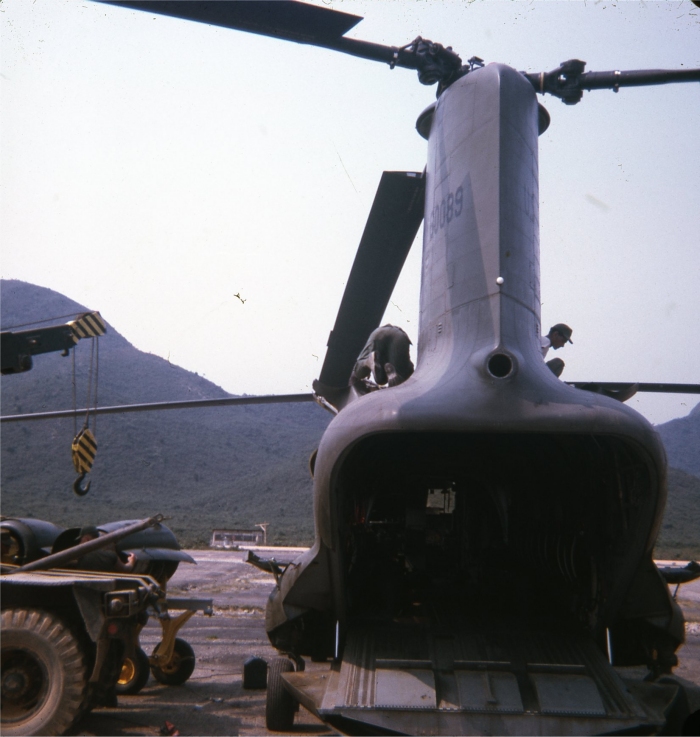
[540,322,573,377]
[350,324,414,391]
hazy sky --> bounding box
[2,0,698,425]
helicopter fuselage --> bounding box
[264,63,683,735]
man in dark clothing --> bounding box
[75,526,136,573]
[351,324,414,389]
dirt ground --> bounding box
[77,548,334,737]
[76,550,700,737]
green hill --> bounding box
[1,279,698,556]
[654,467,700,560]
[1,279,330,546]
[656,402,700,478]
[656,394,700,560]
[654,403,700,558]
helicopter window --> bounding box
[425,488,456,514]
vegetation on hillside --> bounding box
[654,467,700,560]
[1,279,329,546]
[657,402,700,478]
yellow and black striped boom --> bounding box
[1,311,106,375]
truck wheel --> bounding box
[1,608,87,736]
[265,658,296,732]
[116,647,150,695]
[150,638,195,686]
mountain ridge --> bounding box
[1,279,330,546]
[657,401,700,478]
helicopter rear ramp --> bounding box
[283,621,678,736]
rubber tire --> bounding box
[1,608,87,736]
[115,647,150,695]
[150,638,195,686]
[266,658,296,732]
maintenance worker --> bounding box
[541,323,573,377]
[75,525,137,573]
[351,324,414,389]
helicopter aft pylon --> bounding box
[258,61,690,735]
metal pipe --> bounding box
[0,393,315,423]
[566,382,700,394]
[5,514,165,574]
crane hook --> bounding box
[73,472,91,496]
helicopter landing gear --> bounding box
[266,657,300,732]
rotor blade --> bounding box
[97,1,363,44]
[580,68,700,90]
[567,382,700,394]
[95,1,426,71]
[0,394,315,423]
[318,171,425,390]
[523,60,700,104]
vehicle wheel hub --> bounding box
[1,650,46,718]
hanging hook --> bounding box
[73,472,91,496]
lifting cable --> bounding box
[70,315,104,496]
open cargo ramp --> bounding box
[283,620,679,735]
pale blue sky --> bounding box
[2,0,698,424]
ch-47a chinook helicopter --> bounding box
[76,1,700,734]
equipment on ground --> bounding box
[1,516,164,736]
[0,314,212,731]
[1,311,106,375]
[1,310,106,495]
[0,514,212,733]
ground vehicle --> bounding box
[2,574,158,735]
[1,516,211,735]
[1,524,162,735]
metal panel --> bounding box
[455,671,523,712]
[533,674,606,716]
[375,669,437,709]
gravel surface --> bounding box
[78,549,335,736]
